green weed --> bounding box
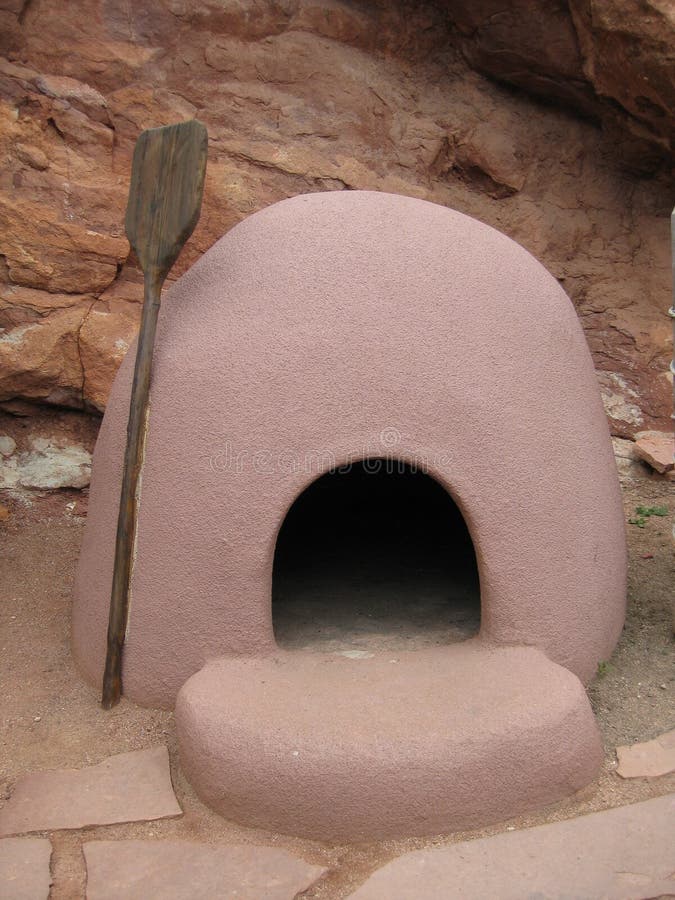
[635,505,668,517]
[628,505,668,527]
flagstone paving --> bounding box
[83,839,326,899]
[348,794,675,899]
[0,746,181,837]
[0,837,51,899]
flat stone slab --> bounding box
[84,840,326,899]
[617,729,675,778]
[634,430,673,474]
[0,837,52,899]
[349,794,675,899]
[0,746,181,837]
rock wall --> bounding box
[1,0,673,435]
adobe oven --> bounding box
[73,191,626,840]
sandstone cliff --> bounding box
[1,0,673,435]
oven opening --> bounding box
[272,459,480,652]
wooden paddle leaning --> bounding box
[101,120,208,708]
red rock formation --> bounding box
[0,0,672,435]
[444,0,675,163]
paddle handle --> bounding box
[102,271,163,709]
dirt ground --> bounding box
[0,416,673,899]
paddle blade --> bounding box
[125,119,208,279]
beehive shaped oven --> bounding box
[73,191,627,841]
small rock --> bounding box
[634,430,674,475]
[0,504,9,521]
[616,729,675,778]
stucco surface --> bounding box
[72,190,627,708]
[176,645,603,840]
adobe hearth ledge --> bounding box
[176,645,602,841]
[73,191,627,840]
